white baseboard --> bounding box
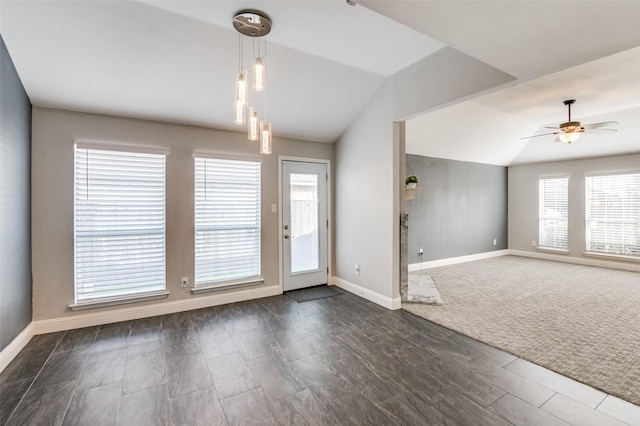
[331,276,401,310]
[32,285,282,335]
[409,249,509,271]
[408,248,640,273]
[508,249,640,272]
[0,323,35,373]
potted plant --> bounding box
[405,175,419,189]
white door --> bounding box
[282,161,328,291]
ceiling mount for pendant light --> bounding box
[232,11,272,37]
[233,10,273,154]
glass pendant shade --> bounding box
[248,107,259,140]
[253,58,265,91]
[236,70,247,105]
[559,131,581,144]
[260,121,272,154]
[233,11,273,154]
[234,100,246,125]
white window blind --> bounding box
[74,146,166,302]
[539,177,569,250]
[586,173,640,257]
[194,157,261,285]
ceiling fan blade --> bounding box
[545,126,561,130]
[582,121,619,129]
[521,131,559,140]
[584,128,618,134]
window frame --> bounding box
[585,171,640,260]
[193,153,263,291]
[71,142,169,309]
[538,176,569,252]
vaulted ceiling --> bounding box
[2,1,639,165]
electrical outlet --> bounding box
[355,264,360,275]
[181,277,189,288]
[493,238,497,246]
[419,248,423,255]
[531,240,537,247]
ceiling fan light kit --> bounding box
[522,99,619,144]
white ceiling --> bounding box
[406,46,640,166]
[0,0,443,143]
[1,0,640,164]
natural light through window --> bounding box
[539,177,569,250]
[194,156,261,286]
[74,144,167,303]
[586,173,640,257]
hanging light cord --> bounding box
[238,31,243,71]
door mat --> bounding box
[285,285,342,303]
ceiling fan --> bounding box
[522,99,619,144]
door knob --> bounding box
[284,225,289,230]
[284,234,290,239]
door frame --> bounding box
[278,156,332,293]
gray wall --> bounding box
[509,153,640,260]
[1,36,32,350]
[31,107,334,321]
[406,155,508,263]
[335,46,515,303]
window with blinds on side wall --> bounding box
[539,177,569,250]
[74,144,167,303]
[194,156,261,287]
[586,173,640,257]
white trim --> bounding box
[409,250,509,272]
[582,251,640,264]
[331,276,401,310]
[32,285,281,335]
[75,140,170,156]
[191,278,264,294]
[407,249,640,273]
[537,247,569,255]
[69,291,169,311]
[509,249,640,272]
[278,156,332,292]
[0,323,35,373]
[584,169,640,178]
[192,151,262,162]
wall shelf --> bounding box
[405,187,421,200]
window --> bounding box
[194,156,261,286]
[539,177,569,250]
[586,173,640,257]
[74,144,167,303]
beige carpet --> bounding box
[403,255,640,406]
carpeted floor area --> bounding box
[403,255,640,406]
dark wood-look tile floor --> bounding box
[2,289,639,425]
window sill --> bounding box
[537,247,569,255]
[69,291,169,311]
[191,278,265,294]
[582,252,640,263]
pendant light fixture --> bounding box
[260,120,272,154]
[233,10,272,153]
[248,107,259,141]
[234,31,247,125]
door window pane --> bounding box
[290,173,319,273]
